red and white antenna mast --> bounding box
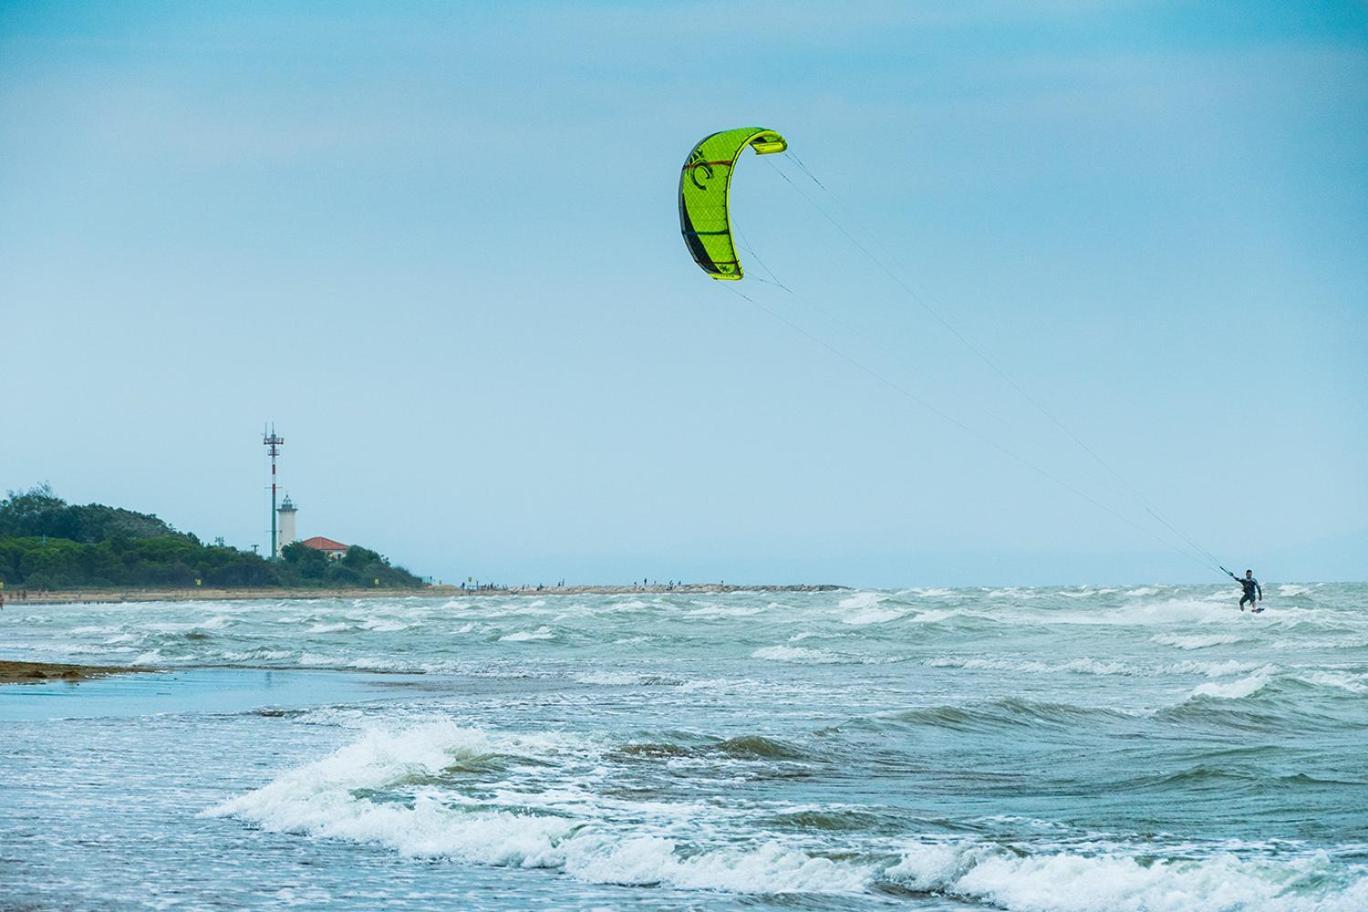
[263,424,285,559]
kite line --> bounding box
[761,152,1229,577]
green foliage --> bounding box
[0,486,426,590]
[0,484,183,543]
[277,540,420,588]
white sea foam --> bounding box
[146,615,232,634]
[307,622,352,634]
[1152,633,1243,650]
[1279,584,1312,597]
[1110,598,1232,626]
[298,652,338,667]
[686,602,764,618]
[841,605,905,625]
[885,840,1368,912]
[1273,636,1368,651]
[500,626,554,642]
[361,618,410,632]
[346,656,423,672]
[573,671,674,687]
[1165,659,1263,678]
[1060,588,1100,599]
[220,649,293,661]
[1189,670,1272,701]
[208,721,872,895]
[838,591,883,610]
[563,837,869,893]
[574,671,638,686]
[72,625,121,635]
[751,645,844,664]
[1296,671,1368,694]
[927,657,1134,676]
[978,597,1229,629]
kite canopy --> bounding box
[678,127,787,280]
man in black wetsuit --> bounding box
[1229,569,1262,611]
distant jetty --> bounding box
[8,582,847,606]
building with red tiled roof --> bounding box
[299,536,349,559]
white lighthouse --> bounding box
[276,495,298,557]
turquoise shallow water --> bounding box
[3,583,1367,910]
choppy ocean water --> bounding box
[3,583,1367,911]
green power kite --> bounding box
[678,127,787,280]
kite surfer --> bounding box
[1229,569,1263,612]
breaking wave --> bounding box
[206,721,862,894]
[207,721,1368,905]
[883,840,1368,911]
[1189,670,1274,701]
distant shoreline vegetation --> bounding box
[0,486,425,591]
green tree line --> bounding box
[0,486,426,590]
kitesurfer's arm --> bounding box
[1256,580,1262,600]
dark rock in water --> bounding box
[0,660,142,685]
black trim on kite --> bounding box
[679,201,720,273]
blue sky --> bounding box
[2,1,1365,586]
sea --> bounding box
[2,583,1367,911]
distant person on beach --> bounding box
[1229,569,1262,611]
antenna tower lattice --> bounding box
[263,424,285,560]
